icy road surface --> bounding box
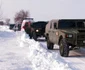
[0,26,85,70]
[39,38,85,70]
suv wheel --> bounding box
[33,31,37,41]
[59,39,69,57]
[47,36,54,50]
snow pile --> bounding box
[0,26,16,38]
[0,31,16,38]
[0,26,72,70]
[0,30,33,70]
[20,33,72,70]
[19,30,30,47]
[0,25,12,32]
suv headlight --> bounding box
[66,34,73,38]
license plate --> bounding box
[83,41,85,43]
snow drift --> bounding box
[20,31,72,70]
[0,26,72,70]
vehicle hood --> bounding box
[60,29,79,34]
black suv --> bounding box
[9,24,21,31]
[31,21,48,40]
[9,24,15,30]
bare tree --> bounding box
[14,10,30,24]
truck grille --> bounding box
[77,35,85,39]
[77,40,85,46]
[77,33,85,46]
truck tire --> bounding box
[59,39,69,57]
[33,31,37,41]
[47,36,54,50]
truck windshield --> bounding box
[58,20,76,28]
[77,22,85,28]
[31,21,47,28]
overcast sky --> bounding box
[1,0,85,22]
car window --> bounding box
[58,20,76,28]
[77,22,85,28]
[54,22,57,29]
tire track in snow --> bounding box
[40,41,85,70]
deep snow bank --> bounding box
[0,26,32,70]
[0,26,72,70]
[20,33,72,70]
[0,26,16,38]
[0,25,12,32]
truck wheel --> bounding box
[59,39,69,57]
[47,36,54,50]
[33,32,37,41]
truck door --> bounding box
[48,22,54,42]
[52,22,59,44]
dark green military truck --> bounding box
[45,19,85,57]
[31,21,48,40]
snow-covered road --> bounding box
[40,39,85,70]
[0,26,85,70]
[0,26,71,70]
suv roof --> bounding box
[59,19,85,28]
[60,19,85,21]
[48,19,85,29]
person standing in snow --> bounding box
[21,20,32,39]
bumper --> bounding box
[35,31,45,37]
[77,40,85,47]
[77,33,85,47]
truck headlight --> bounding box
[66,34,73,38]
[36,29,39,32]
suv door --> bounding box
[48,22,54,42]
[52,22,59,44]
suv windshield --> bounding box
[77,22,85,28]
[58,20,76,29]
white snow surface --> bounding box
[0,26,72,70]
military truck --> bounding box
[31,21,48,40]
[45,19,85,57]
